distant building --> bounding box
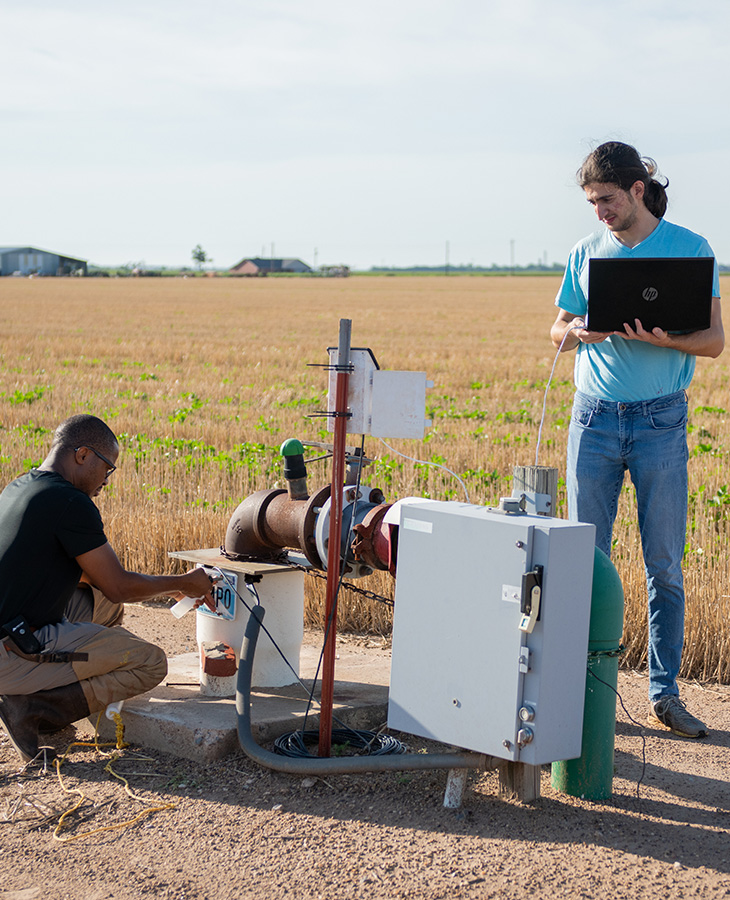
[319,264,350,278]
[0,246,87,277]
[229,257,312,276]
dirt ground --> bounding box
[1,603,729,900]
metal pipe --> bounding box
[236,604,495,775]
[351,503,393,573]
[319,319,351,757]
[551,547,625,800]
[223,486,330,568]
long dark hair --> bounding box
[577,141,668,218]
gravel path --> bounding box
[1,604,729,900]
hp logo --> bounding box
[642,286,659,302]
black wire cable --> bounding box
[274,728,405,758]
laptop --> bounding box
[587,257,714,333]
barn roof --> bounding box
[0,245,87,263]
[230,257,311,271]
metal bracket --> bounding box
[496,496,526,515]
[516,491,553,516]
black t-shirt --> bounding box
[0,470,108,629]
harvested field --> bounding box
[1,275,729,678]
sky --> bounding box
[2,0,730,271]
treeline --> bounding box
[367,263,565,274]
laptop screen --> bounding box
[587,257,714,333]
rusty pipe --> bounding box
[351,503,394,573]
[224,486,331,568]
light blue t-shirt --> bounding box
[555,218,720,402]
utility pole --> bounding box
[510,239,515,276]
[445,240,450,276]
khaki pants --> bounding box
[0,586,167,713]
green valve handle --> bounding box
[280,439,307,488]
[280,438,305,457]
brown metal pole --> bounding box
[319,319,351,757]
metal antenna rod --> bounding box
[319,318,352,757]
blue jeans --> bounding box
[566,390,689,703]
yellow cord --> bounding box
[112,710,127,749]
[51,709,176,843]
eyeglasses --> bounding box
[75,446,117,478]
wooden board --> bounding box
[168,548,309,577]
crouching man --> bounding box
[0,414,215,763]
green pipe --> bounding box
[551,546,625,801]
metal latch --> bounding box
[519,565,543,633]
[518,646,530,673]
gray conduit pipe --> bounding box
[236,604,499,776]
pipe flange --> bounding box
[298,485,331,569]
[351,503,392,571]
[314,486,381,577]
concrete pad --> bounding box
[88,637,392,763]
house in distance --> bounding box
[0,246,87,276]
[229,257,312,276]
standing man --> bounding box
[551,141,724,738]
[0,414,216,763]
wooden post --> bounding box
[498,762,541,802]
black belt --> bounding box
[1,635,88,664]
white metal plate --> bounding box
[196,567,238,621]
[327,348,377,435]
[370,370,429,439]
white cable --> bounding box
[377,437,471,503]
[534,322,584,467]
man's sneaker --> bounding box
[648,696,709,738]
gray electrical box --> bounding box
[387,500,595,765]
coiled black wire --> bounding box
[273,728,406,758]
